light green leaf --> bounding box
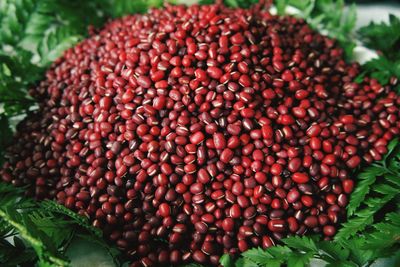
[287,252,314,267]
[220,254,234,267]
[282,236,318,252]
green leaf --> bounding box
[361,57,400,84]
[342,4,357,34]
[287,252,314,267]
[347,166,386,216]
[319,241,350,262]
[0,115,12,156]
[282,236,318,252]
[225,0,239,8]
[266,245,292,258]
[220,254,234,267]
[276,0,289,15]
[40,200,102,238]
[359,14,400,60]
[362,212,400,253]
[38,29,81,66]
[0,181,118,266]
[234,257,259,267]
[384,138,399,161]
[344,239,374,266]
[242,247,273,265]
[199,0,214,4]
[104,0,153,18]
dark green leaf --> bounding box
[0,115,12,154]
[319,241,350,262]
[347,166,385,216]
[359,14,400,60]
[345,239,374,266]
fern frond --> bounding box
[41,200,102,238]
[347,166,385,216]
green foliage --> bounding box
[0,182,119,266]
[0,183,67,266]
[224,0,259,8]
[40,200,103,238]
[358,14,400,60]
[0,115,13,162]
[274,0,357,60]
[0,51,39,117]
[220,254,235,267]
[102,0,161,18]
[0,0,108,162]
[345,166,384,216]
[198,0,258,8]
[356,14,400,92]
[361,57,400,87]
[335,139,400,241]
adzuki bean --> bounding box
[1,2,400,266]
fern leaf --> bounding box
[282,236,318,252]
[347,167,385,216]
[40,200,102,238]
[335,210,373,240]
[318,241,350,262]
[287,252,315,267]
[241,247,273,265]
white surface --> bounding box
[65,3,399,267]
[356,4,400,28]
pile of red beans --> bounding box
[2,2,399,266]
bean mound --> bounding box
[2,3,400,266]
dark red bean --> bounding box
[3,3,400,266]
[158,203,170,217]
[220,148,234,163]
[213,133,226,150]
[346,155,361,168]
[268,219,287,232]
[192,250,207,263]
[292,172,309,184]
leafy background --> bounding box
[0,0,399,266]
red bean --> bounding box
[346,156,361,168]
[190,132,205,145]
[342,179,354,194]
[323,225,336,236]
[2,3,400,266]
[304,216,318,228]
[288,158,301,172]
[207,67,223,79]
[307,125,322,137]
[261,125,274,139]
[159,203,170,217]
[220,148,234,163]
[268,219,287,232]
[230,204,241,219]
[213,133,226,150]
[137,76,152,88]
[287,189,300,203]
[192,250,207,263]
[222,218,235,231]
[270,163,282,175]
[292,172,309,184]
